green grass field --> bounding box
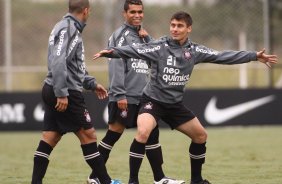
[1,126,282,184]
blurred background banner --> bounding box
[0,0,281,130]
[0,89,281,131]
[0,0,281,91]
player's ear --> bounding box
[187,25,192,33]
[122,10,127,19]
[83,7,89,15]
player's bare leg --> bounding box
[128,113,156,183]
[176,118,210,184]
[31,131,62,184]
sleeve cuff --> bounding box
[54,88,69,97]
[251,52,257,61]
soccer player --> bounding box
[31,0,121,184]
[90,0,184,184]
[93,11,278,184]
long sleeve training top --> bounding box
[106,36,257,104]
[45,13,97,97]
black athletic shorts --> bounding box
[42,83,94,135]
[108,101,139,128]
[138,95,196,129]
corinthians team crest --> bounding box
[84,109,91,122]
[120,109,128,118]
[183,49,192,60]
[144,102,153,110]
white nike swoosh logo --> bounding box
[204,95,275,125]
[33,104,45,122]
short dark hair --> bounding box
[69,0,89,13]
[124,0,143,12]
[171,11,193,26]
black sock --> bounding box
[146,127,165,181]
[31,140,53,184]
[98,130,122,163]
[90,130,122,179]
[189,142,206,183]
[81,142,111,184]
[129,139,145,183]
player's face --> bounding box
[170,19,192,45]
[123,4,144,26]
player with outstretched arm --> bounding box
[93,11,278,184]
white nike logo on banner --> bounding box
[33,104,45,122]
[204,95,275,125]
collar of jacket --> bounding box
[124,22,141,32]
[167,37,192,48]
[64,13,86,33]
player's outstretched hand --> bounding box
[94,83,108,100]
[93,49,114,60]
[257,48,278,68]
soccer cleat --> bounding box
[190,179,211,184]
[128,182,139,184]
[111,179,123,184]
[87,177,100,184]
[128,178,139,184]
[154,177,185,184]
